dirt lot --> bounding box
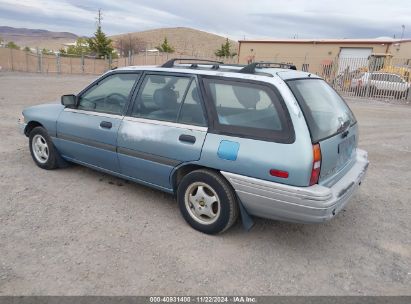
[0,72,410,295]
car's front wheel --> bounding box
[177,169,239,234]
[29,126,59,170]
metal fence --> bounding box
[1,47,410,101]
[329,57,410,101]
[0,48,111,74]
[254,55,411,101]
[0,48,237,75]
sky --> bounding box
[0,0,410,40]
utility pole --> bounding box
[128,34,132,56]
[400,25,405,40]
[96,9,103,27]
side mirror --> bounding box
[61,94,76,107]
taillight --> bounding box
[309,144,322,186]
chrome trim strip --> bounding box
[64,108,124,119]
[56,133,181,167]
[117,147,181,167]
[57,133,117,152]
[62,155,174,193]
[123,116,208,132]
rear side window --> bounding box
[288,79,356,142]
[203,78,294,143]
[388,74,402,83]
[131,74,206,126]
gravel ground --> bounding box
[0,72,410,295]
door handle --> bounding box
[179,134,196,144]
[100,121,112,129]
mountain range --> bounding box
[0,26,237,57]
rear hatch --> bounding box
[287,78,358,186]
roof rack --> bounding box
[161,58,224,68]
[239,62,297,74]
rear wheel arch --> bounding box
[171,164,222,193]
[172,164,207,193]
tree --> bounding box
[116,34,147,57]
[88,26,114,58]
[156,37,174,53]
[62,38,91,56]
[5,41,20,50]
[215,38,237,58]
[23,46,31,52]
[41,48,54,55]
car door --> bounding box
[55,72,140,172]
[390,74,408,93]
[370,73,382,90]
[380,74,391,91]
[117,72,208,190]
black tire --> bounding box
[367,86,377,97]
[177,169,239,234]
[356,87,365,97]
[29,126,59,170]
[404,89,410,100]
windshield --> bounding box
[287,79,356,142]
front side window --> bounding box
[371,74,382,81]
[131,74,206,126]
[78,73,140,115]
[381,74,390,81]
[203,78,293,142]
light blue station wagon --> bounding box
[19,59,369,234]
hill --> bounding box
[0,26,238,58]
[0,26,78,50]
[110,27,238,58]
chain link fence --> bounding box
[1,48,410,101]
[0,48,237,75]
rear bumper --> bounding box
[221,149,369,223]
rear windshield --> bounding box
[287,79,356,142]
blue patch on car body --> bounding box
[217,140,240,161]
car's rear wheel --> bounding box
[404,89,410,99]
[177,169,239,234]
[368,86,377,97]
[29,126,59,170]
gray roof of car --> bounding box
[276,70,321,80]
[115,65,318,81]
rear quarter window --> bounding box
[287,78,356,143]
[202,77,294,143]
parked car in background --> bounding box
[350,72,410,98]
[18,59,369,234]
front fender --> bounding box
[23,103,65,136]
